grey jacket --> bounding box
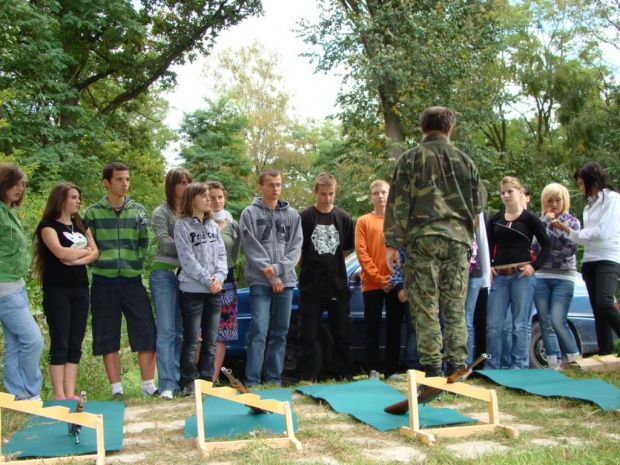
[240,197,302,287]
[152,202,179,266]
[174,216,228,293]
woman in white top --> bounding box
[552,162,620,355]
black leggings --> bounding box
[43,286,89,365]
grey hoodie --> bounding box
[174,216,228,293]
[240,197,302,287]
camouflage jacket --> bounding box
[383,133,486,248]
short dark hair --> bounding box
[103,162,129,182]
[164,168,192,210]
[178,182,211,220]
[258,169,280,185]
[419,107,456,134]
[0,164,26,208]
[522,184,531,197]
[574,161,617,198]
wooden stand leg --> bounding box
[0,393,106,464]
[193,380,302,456]
[399,369,519,444]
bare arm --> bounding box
[42,227,90,263]
[61,229,99,266]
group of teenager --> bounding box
[0,161,360,400]
[0,108,619,402]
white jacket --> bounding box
[568,188,620,264]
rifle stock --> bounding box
[220,367,267,414]
[383,353,491,415]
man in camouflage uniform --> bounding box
[383,107,486,377]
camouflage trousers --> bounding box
[403,236,469,368]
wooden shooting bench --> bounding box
[399,370,518,445]
[0,392,105,465]
[193,379,302,457]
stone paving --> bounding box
[99,380,602,464]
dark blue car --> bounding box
[226,253,604,374]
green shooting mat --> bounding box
[2,399,124,459]
[296,379,475,431]
[477,369,620,411]
[184,388,297,439]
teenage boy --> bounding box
[240,169,302,387]
[296,172,354,381]
[355,180,404,381]
[84,162,157,399]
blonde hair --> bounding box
[541,183,570,215]
[369,179,389,196]
[499,176,523,191]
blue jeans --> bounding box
[533,278,578,359]
[402,302,421,369]
[179,291,222,389]
[245,285,293,386]
[464,277,483,364]
[0,286,44,399]
[150,269,183,393]
[485,274,536,369]
[501,304,535,368]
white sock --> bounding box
[111,382,123,395]
[141,379,157,394]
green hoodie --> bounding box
[0,202,30,282]
[84,196,149,279]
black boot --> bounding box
[445,363,467,377]
[423,364,443,377]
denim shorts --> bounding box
[91,279,156,355]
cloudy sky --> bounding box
[162,0,342,165]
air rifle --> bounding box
[68,391,87,444]
[384,353,491,415]
[220,367,267,414]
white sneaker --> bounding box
[387,373,407,382]
[369,370,381,380]
[160,390,174,400]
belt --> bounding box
[496,267,521,276]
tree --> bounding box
[179,97,253,215]
[206,42,300,176]
[299,0,507,158]
[0,0,262,188]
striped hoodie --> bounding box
[84,196,149,279]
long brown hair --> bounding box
[0,164,26,208]
[178,182,212,220]
[32,183,86,283]
[165,168,192,210]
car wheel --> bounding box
[529,320,548,368]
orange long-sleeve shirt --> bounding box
[355,212,390,292]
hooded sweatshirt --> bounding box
[84,196,149,279]
[174,216,228,293]
[240,197,303,288]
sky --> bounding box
[162,0,342,165]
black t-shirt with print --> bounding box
[298,206,354,297]
[37,218,89,289]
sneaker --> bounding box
[111,392,124,401]
[182,385,195,397]
[160,390,174,400]
[386,373,407,382]
[369,370,381,380]
[141,387,159,397]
